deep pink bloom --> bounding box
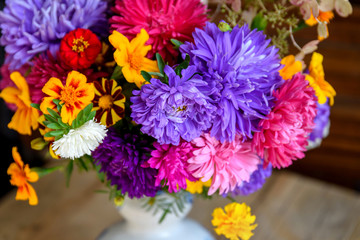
[252,73,317,169]
[27,52,107,104]
[109,0,207,65]
[145,141,197,193]
[188,134,260,195]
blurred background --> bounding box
[0,0,359,200]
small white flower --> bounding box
[52,119,107,160]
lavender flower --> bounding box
[92,127,160,199]
[180,22,283,143]
[309,101,330,141]
[131,65,215,145]
[0,0,108,69]
[229,161,272,196]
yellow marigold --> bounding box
[0,72,39,135]
[212,202,257,240]
[186,179,212,194]
[7,147,39,205]
[306,52,336,105]
[279,55,302,80]
[40,71,95,125]
[109,29,159,88]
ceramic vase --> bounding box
[97,193,215,240]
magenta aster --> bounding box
[252,73,317,169]
[145,141,197,193]
[109,0,207,65]
[27,52,107,104]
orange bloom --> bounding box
[7,147,39,205]
[40,71,95,125]
[0,72,39,135]
[279,55,303,80]
[305,11,334,26]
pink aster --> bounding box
[252,73,317,169]
[145,141,197,193]
[188,134,260,195]
[27,52,107,104]
[109,0,208,65]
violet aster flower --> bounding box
[180,22,283,143]
[0,0,108,69]
[309,101,330,141]
[131,65,215,145]
[229,160,272,196]
[92,127,160,199]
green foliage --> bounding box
[170,39,183,49]
[65,160,73,187]
[141,191,191,224]
[31,166,63,178]
[111,65,123,80]
[141,70,152,82]
[175,54,190,77]
[251,13,268,31]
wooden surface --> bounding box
[0,167,359,240]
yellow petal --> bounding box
[130,29,151,55]
[40,97,57,115]
[26,183,38,206]
[42,77,64,98]
[109,30,130,49]
[66,71,87,88]
[0,87,21,105]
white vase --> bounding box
[97,193,215,240]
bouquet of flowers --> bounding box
[0,0,352,239]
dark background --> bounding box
[0,0,359,199]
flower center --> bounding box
[12,171,27,186]
[129,53,143,71]
[98,95,113,109]
[60,86,77,106]
[72,36,90,53]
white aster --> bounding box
[52,119,107,160]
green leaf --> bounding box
[86,111,96,122]
[65,160,74,187]
[31,138,48,151]
[251,13,268,31]
[82,103,93,117]
[141,70,152,82]
[53,99,61,106]
[49,130,65,137]
[170,39,183,49]
[44,114,58,123]
[57,119,69,128]
[76,110,84,125]
[76,158,88,171]
[111,65,123,80]
[293,20,308,32]
[46,123,62,130]
[31,166,63,178]
[47,108,60,119]
[44,132,54,138]
[156,53,165,75]
[147,72,164,78]
[159,207,171,224]
[175,54,190,76]
[30,103,41,111]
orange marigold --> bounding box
[7,147,39,205]
[40,71,95,125]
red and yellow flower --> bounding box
[109,29,159,88]
[60,28,102,69]
[0,72,39,135]
[93,78,126,127]
[7,147,39,206]
[40,71,95,125]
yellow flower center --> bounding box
[98,95,113,109]
[129,53,143,71]
[72,36,90,53]
[60,86,77,106]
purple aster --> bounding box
[309,101,330,141]
[131,65,215,145]
[229,160,272,196]
[180,22,283,143]
[0,0,108,69]
[92,127,160,199]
